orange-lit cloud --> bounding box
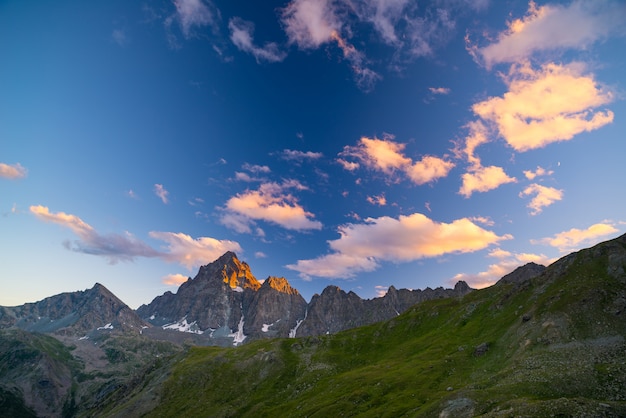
[459,165,516,198]
[222,180,322,232]
[287,212,511,279]
[163,273,189,286]
[475,0,626,68]
[366,194,387,206]
[30,205,241,268]
[472,62,614,152]
[519,183,563,215]
[429,87,450,95]
[0,162,27,179]
[449,248,553,289]
[375,285,389,297]
[340,136,454,185]
[523,166,553,180]
[149,231,242,269]
[532,222,620,252]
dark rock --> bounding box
[474,342,490,357]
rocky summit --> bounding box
[136,251,472,345]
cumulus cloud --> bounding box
[472,62,614,152]
[375,285,389,297]
[449,249,553,289]
[366,194,387,206]
[149,231,242,269]
[532,222,620,253]
[221,180,323,232]
[242,163,271,173]
[459,165,516,198]
[163,273,189,286]
[519,183,563,215]
[474,0,626,68]
[523,166,553,180]
[30,205,241,268]
[0,162,27,179]
[229,17,287,63]
[340,136,454,185]
[154,184,170,204]
[287,212,511,279]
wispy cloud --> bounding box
[242,163,271,173]
[532,222,620,253]
[112,29,128,46]
[229,17,287,63]
[519,184,563,215]
[30,205,241,269]
[220,180,322,232]
[473,0,626,68]
[375,285,389,297]
[154,184,170,204]
[286,212,511,279]
[340,136,454,185]
[167,0,219,39]
[163,273,189,286]
[277,149,324,161]
[428,87,450,95]
[472,62,614,152]
[0,162,27,179]
[366,194,386,206]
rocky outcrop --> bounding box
[0,283,147,336]
[294,280,473,337]
[496,262,546,286]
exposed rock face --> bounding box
[294,280,473,337]
[0,283,147,336]
[245,277,307,339]
[137,251,474,343]
[497,262,547,286]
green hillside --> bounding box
[134,235,626,417]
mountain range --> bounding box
[1,233,625,417]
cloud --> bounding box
[163,273,189,286]
[112,29,128,46]
[459,165,516,198]
[278,149,324,161]
[366,194,387,206]
[287,212,511,279]
[337,158,360,171]
[221,180,323,232]
[340,136,454,185]
[30,205,160,263]
[0,162,27,179]
[154,184,170,204]
[519,184,563,215]
[228,17,287,63]
[30,205,241,268]
[449,249,553,289]
[282,0,342,49]
[532,222,620,253]
[242,163,271,173]
[168,0,219,38]
[254,251,267,258]
[149,231,242,269]
[474,0,626,68]
[523,166,553,180]
[429,87,450,95]
[375,285,389,297]
[472,62,614,152]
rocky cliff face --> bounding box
[137,251,475,344]
[0,283,147,336]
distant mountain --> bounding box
[0,282,147,336]
[137,251,472,345]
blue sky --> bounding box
[2,0,625,309]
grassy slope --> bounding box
[146,236,626,417]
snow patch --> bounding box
[163,317,204,334]
[229,315,246,346]
[232,286,244,293]
[97,323,114,330]
[289,309,307,338]
[79,335,89,340]
[149,314,155,320]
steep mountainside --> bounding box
[0,283,147,336]
[122,233,626,417]
[137,251,473,344]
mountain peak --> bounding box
[196,252,261,291]
[262,276,300,295]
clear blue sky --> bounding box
[2,0,625,309]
